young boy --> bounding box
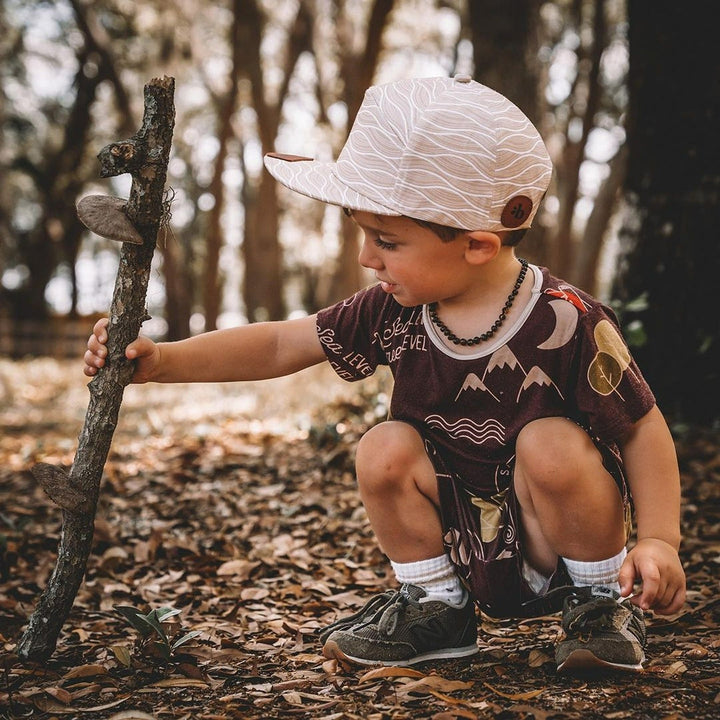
[84,75,685,673]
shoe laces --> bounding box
[319,589,396,639]
[565,596,620,634]
[377,585,423,637]
[564,589,643,638]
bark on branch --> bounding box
[17,76,175,662]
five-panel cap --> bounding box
[264,75,553,232]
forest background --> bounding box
[0,0,718,423]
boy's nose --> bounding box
[358,236,382,270]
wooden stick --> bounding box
[18,76,176,662]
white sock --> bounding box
[522,560,552,595]
[390,554,465,605]
[562,547,627,594]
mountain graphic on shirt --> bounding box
[516,366,564,402]
[454,373,500,402]
[485,346,527,376]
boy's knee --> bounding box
[515,417,599,496]
[355,421,426,490]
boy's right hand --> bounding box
[83,317,160,384]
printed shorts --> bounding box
[425,431,633,619]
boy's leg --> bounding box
[513,416,626,579]
[513,417,645,672]
[355,420,445,561]
[321,421,478,666]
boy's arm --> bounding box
[618,404,686,614]
[85,314,327,383]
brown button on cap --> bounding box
[500,195,533,228]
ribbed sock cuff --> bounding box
[562,547,627,592]
[391,554,464,604]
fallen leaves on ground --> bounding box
[1,358,719,719]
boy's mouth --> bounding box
[378,280,398,294]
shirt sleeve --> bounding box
[572,302,656,442]
[316,285,392,382]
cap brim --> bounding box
[264,154,400,217]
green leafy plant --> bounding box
[113,605,201,665]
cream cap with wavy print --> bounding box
[264,75,553,232]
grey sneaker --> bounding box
[322,584,478,667]
[555,586,647,673]
[318,589,397,645]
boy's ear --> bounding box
[464,230,502,265]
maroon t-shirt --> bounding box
[316,265,655,498]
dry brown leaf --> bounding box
[110,645,132,667]
[45,686,72,704]
[423,689,477,706]
[32,693,133,714]
[358,666,426,682]
[402,676,474,693]
[69,683,103,701]
[216,559,261,578]
[508,703,552,720]
[61,663,109,681]
[660,660,688,677]
[482,682,545,701]
[431,710,478,720]
[281,690,303,705]
[527,649,552,667]
[148,678,209,688]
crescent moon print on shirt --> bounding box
[537,298,580,350]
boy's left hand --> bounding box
[618,538,686,614]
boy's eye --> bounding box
[375,237,397,251]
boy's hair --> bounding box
[412,217,527,247]
[343,208,525,247]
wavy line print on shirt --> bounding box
[425,415,506,445]
[587,319,638,400]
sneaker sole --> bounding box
[557,648,645,674]
[323,639,479,668]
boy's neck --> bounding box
[431,253,533,351]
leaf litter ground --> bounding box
[1,358,719,719]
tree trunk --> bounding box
[10,0,134,322]
[162,229,193,341]
[466,0,549,263]
[239,0,312,321]
[17,77,175,662]
[202,0,243,331]
[243,171,283,321]
[326,211,364,306]
[576,144,627,294]
[613,2,720,422]
[319,0,395,307]
[469,0,543,124]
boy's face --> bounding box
[351,210,472,307]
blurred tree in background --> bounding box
[0,0,717,422]
[612,0,720,424]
